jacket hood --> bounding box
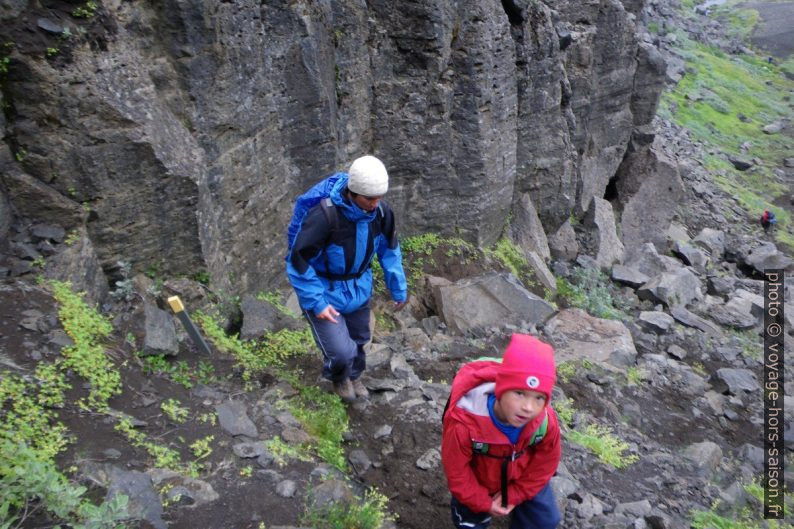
[330,174,377,223]
[445,360,548,445]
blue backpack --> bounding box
[285,172,346,260]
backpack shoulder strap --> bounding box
[529,410,549,446]
[320,198,337,231]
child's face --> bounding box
[495,389,547,427]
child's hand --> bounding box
[489,494,515,516]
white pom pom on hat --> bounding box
[348,155,389,197]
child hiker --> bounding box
[441,334,561,529]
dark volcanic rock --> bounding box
[0,0,664,297]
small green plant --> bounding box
[160,398,189,423]
[14,149,27,162]
[726,328,762,361]
[566,423,638,469]
[239,466,253,478]
[31,256,46,269]
[486,238,536,288]
[0,56,10,75]
[626,366,646,386]
[72,1,98,18]
[553,397,575,428]
[140,355,214,389]
[50,280,121,410]
[0,366,70,460]
[114,417,183,471]
[281,372,349,471]
[556,268,627,320]
[46,47,59,57]
[256,291,299,318]
[302,486,395,529]
[264,437,312,467]
[0,440,129,529]
[198,412,217,426]
[64,230,80,245]
[692,362,707,376]
[557,361,576,383]
[197,312,313,381]
[189,435,214,460]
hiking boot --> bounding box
[332,379,356,402]
[351,378,369,398]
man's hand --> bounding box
[316,305,340,323]
[488,494,514,517]
[393,297,409,311]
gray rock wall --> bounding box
[0,0,661,294]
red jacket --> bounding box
[441,359,561,513]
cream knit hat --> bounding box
[348,155,388,197]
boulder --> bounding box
[240,294,303,340]
[30,223,66,243]
[43,227,109,305]
[673,240,708,272]
[526,250,557,293]
[669,306,723,337]
[762,121,783,134]
[548,219,579,260]
[682,441,722,475]
[147,469,219,507]
[614,142,685,253]
[216,401,258,438]
[638,311,675,334]
[142,303,179,356]
[707,276,734,297]
[509,193,551,261]
[623,242,680,278]
[433,273,556,335]
[728,155,753,171]
[692,228,725,259]
[711,368,760,394]
[744,243,794,274]
[704,298,759,330]
[544,308,637,370]
[638,267,702,308]
[584,197,625,269]
[610,265,649,289]
[83,464,166,529]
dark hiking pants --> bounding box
[303,303,370,382]
[450,483,560,529]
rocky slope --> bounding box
[1,1,794,529]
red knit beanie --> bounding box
[494,334,556,401]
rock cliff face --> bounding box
[0,0,662,295]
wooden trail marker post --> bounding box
[167,296,212,356]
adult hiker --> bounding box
[761,208,777,233]
[286,155,408,402]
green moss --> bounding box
[196,312,313,381]
[566,423,639,469]
[661,38,794,248]
[485,238,537,288]
[0,440,129,528]
[50,280,121,410]
[302,487,395,529]
[555,268,627,320]
[280,372,349,471]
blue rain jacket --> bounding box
[286,175,408,315]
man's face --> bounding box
[350,193,383,212]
